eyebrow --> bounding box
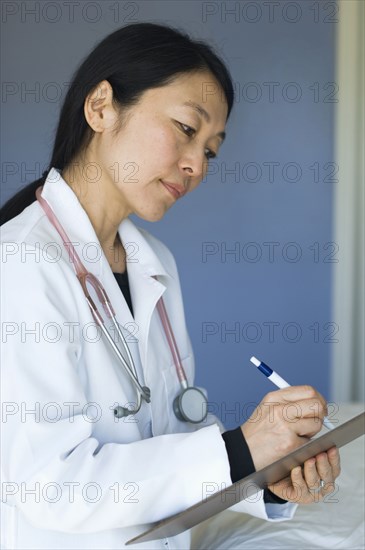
[182,101,226,142]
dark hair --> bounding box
[1,22,234,225]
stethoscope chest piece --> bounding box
[173,387,208,424]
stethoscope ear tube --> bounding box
[90,304,151,403]
[113,387,150,419]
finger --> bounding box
[315,453,336,494]
[289,466,315,503]
[267,476,292,497]
[281,398,327,424]
[295,464,327,503]
[267,385,327,409]
[287,417,326,438]
[327,446,341,478]
[271,471,299,502]
[303,457,322,491]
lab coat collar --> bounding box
[117,218,170,280]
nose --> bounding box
[178,147,208,185]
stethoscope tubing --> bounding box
[36,186,150,401]
[156,297,188,390]
[35,185,207,423]
[36,186,181,404]
[89,301,150,402]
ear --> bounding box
[83,80,117,132]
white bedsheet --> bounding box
[191,403,365,550]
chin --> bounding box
[137,208,168,223]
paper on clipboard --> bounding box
[126,411,365,545]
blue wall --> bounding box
[1,1,337,429]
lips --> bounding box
[160,180,186,199]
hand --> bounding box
[268,446,341,503]
[241,385,328,471]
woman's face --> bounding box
[84,70,228,222]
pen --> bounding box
[250,356,335,430]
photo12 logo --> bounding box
[1,2,140,24]
[201,2,339,24]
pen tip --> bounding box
[250,356,261,367]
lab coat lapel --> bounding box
[118,219,171,376]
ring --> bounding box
[309,479,325,493]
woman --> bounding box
[0,22,340,550]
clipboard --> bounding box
[126,411,365,545]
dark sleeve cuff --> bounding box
[263,488,288,504]
[222,427,255,482]
[221,428,287,505]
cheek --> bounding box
[149,125,180,157]
[102,122,180,182]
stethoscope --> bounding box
[36,186,208,423]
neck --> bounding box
[61,163,129,272]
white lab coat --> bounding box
[0,168,296,549]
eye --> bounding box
[177,122,218,160]
[204,149,217,160]
[177,121,196,137]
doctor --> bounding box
[1,22,340,550]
